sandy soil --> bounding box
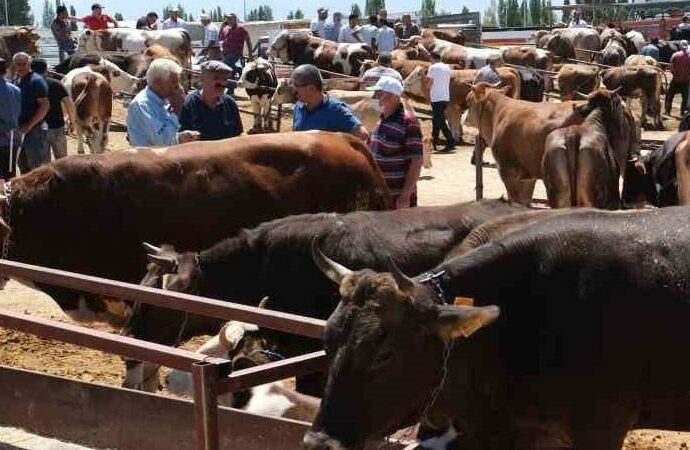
[0,96,686,449]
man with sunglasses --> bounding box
[179,60,243,141]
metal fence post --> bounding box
[474,137,486,201]
[192,361,220,450]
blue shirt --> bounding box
[127,86,180,147]
[641,44,660,61]
[292,96,361,133]
[377,26,396,52]
[14,72,48,126]
[179,90,243,141]
[323,21,342,42]
[0,80,21,148]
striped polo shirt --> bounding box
[370,105,423,200]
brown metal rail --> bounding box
[0,259,328,450]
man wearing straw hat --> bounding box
[0,58,21,179]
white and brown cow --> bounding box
[239,57,278,133]
[269,30,373,76]
[409,29,501,68]
[62,67,113,154]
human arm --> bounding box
[352,125,369,142]
[127,101,179,147]
[397,116,424,208]
[19,98,49,135]
[61,91,76,133]
[107,15,118,27]
[245,31,253,58]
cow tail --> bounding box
[73,76,96,109]
[567,131,578,207]
[345,134,393,210]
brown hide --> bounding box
[0,27,40,60]
[287,33,373,76]
[602,66,664,130]
[675,132,690,205]
[429,29,466,45]
[557,64,600,101]
[71,71,113,154]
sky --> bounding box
[30,0,497,23]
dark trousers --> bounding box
[0,146,19,180]
[431,101,454,147]
[665,80,689,115]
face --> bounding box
[153,71,181,99]
[304,251,499,450]
[319,11,328,21]
[170,11,178,20]
[374,91,400,116]
[292,82,321,106]
[141,244,201,294]
[148,15,158,24]
[93,7,102,17]
[228,15,237,26]
[334,13,342,23]
[14,57,30,78]
[202,71,229,97]
[58,11,68,20]
[379,10,387,19]
[403,15,411,25]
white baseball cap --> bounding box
[367,76,403,96]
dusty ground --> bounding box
[0,96,686,449]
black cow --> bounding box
[306,207,690,450]
[658,40,680,64]
[516,66,545,102]
[124,199,526,391]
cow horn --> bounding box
[576,91,589,99]
[611,86,622,94]
[462,81,475,88]
[258,296,269,309]
[311,238,352,285]
[142,242,162,254]
[146,254,176,268]
[387,257,415,293]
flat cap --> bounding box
[201,60,234,73]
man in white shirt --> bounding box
[568,10,589,29]
[377,22,396,52]
[359,15,379,47]
[338,14,362,43]
[310,7,328,38]
[162,7,186,30]
[424,53,455,151]
[201,14,219,47]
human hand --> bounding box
[178,130,200,143]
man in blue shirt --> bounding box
[127,58,200,147]
[291,64,369,141]
[324,12,343,42]
[0,58,21,179]
[179,60,243,141]
[13,52,50,174]
[641,37,660,62]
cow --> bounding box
[239,57,278,133]
[601,35,628,67]
[543,88,640,208]
[658,40,680,63]
[268,31,373,77]
[61,66,113,154]
[602,65,664,130]
[625,54,659,68]
[556,63,600,101]
[625,30,646,53]
[514,66,546,102]
[428,28,465,45]
[622,131,687,208]
[125,199,527,391]
[305,206,690,450]
[77,28,192,68]
[599,27,622,49]
[539,28,601,59]
[500,46,554,93]
[404,66,521,141]
[392,44,432,62]
[0,26,39,62]
[412,29,501,68]
[0,132,390,327]
[465,83,587,205]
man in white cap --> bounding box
[311,7,329,38]
[367,76,423,208]
[201,13,219,47]
[162,7,186,30]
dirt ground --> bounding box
[0,96,686,449]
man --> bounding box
[678,17,690,35]
[360,15,379,48]
[361,51,402,86]
[162,7,186,30]
[339,14,362,43]
[201,14,219,47]
[641,37,660,62]
[377,20,396,52]
[367,76,423,208]
[71,3,117,31]
[474,54,503,84]
[568,10,589,29]
[179,61,243,141]
[291,64,369,141]
[310,7,328,39]
[12,53,50,173]
[665,40,690,116]
[324,12,343,42]
[136,11,159,30]
[127,59,199,147]
[0,58,21,179]
[425,52,455,152]
[400,14,420,39]
[51,6,75,62]
[378,9,394,28]
[31,59,75,161]
[219,13,252,73]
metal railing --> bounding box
[0,258,326,450]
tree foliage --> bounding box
[287,9,305,19]
[42,0,54,27]
[483,0,498,26]
[351,3,362,17]
[419,0,436,18]
[506,0,520,26]
[365,0,385,16]
[114,12,124,21]
[1,0,33,25]
[162,4,191,21]
[247,5,273,21]
[461,5,470,14]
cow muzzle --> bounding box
[302,431,351,450]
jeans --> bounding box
[223,54,243,95]
[18,124,50,174]
[665,80,689,115]
[46,127,68,160]
[431,101,455,148]
[58,39,76,63]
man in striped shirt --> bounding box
[368,76,423,208]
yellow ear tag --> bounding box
[454,296,475,306]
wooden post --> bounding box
[474,137,486,201]
[192,362,220,450]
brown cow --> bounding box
[465,83,586,204]
[428,28,466,45]
[557,64,600,101]
[0,26,39,61]
[392,44,432,61]
[602,65,664,130]
[543,88,640,209]
[0,132,390,326]
[269,31,373,76]
[411,29,502,68]
[62,67,113,154]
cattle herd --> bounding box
[3,19,690,450]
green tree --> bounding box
[68,5,77,29]
[520,0,528,25]
[529,0,541,25]
[365,0,385,16]
[188,13,194,21]
[562,0,571,23]
[461,5,470,14]
[483,0,498,26]
[294,9,304,19]
[247,5,273,21]
[506,0,520,26]
[1,0,32,25]
[351,3,362,17]
[498,0,507,26]
[541,0,554,25]
[419,0,436,18]
[42,0,55,27]
[287,11,294,19]
[114,12,123,21]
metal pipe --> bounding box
[192,362,220,450]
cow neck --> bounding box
[1,181,11,260]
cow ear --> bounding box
[435,304,500,340]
